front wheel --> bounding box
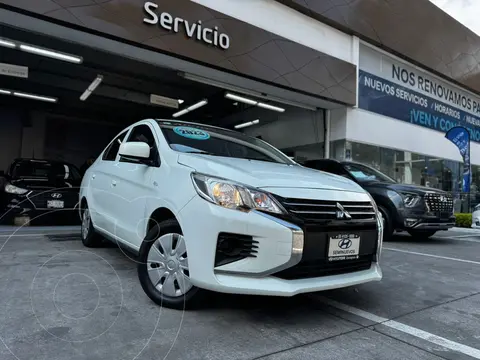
[81,204,102,247]
[408,230,437,239]
[137,219,204,310]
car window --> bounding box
[344,163,396,183]
[127,124,156,148]
[102,131,128,161]
[158,122,294,164]
[10,160,81,181]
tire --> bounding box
[80,203,102,247]
[378,205,394,242]
[408,230,437,239]
[137,219,203,310]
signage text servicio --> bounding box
[143,2,230,50]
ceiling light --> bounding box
[172,99,208,118]
[257,102,285,113]
[0,89,11,95]
[235,119,260,129]
[13,91,57,103]
[225,92,285,113]
[80,75,103,101]
[178,99,184,104]
[0,38,15,48]
[19,44,83,64]
[182,72,317,111]
[225,93,257,105]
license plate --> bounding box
[47,200,64,208]
[328,233,360,262]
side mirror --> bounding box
[119,142,151,164]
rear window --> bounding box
[10,161,81,181]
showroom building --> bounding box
[1,0,480,213]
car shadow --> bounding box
[387,232,470,245]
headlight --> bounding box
[399,192,421,208]
[5,183,28,195]
[191,173,285,214]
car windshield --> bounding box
[344,163,396,183]
[158,121,295,165]
[11,160,81,180]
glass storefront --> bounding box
[330,140,480,212]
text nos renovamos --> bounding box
[363,75,480,142]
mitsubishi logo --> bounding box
[51,193,62,199]
[439,195,447,202]
[336,202,352,220]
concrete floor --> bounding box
[0,227,479,360]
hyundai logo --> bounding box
[338,238,352,249]
[336,202,352,220]
[51,193,62,199]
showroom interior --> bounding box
[0,4,349,225]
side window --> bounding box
[102,131,127,161]
[125,125,158,161]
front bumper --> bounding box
[178,195,382,296]
[397,208,455,231]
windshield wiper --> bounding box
[184,151,219,156]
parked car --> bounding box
[0,158,82,225]
[472,204,480,229]
[302,159,455,240]
[79,119,383,309]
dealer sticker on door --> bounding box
[328,234,360,261]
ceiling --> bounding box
[0,25,291,129]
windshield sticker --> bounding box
[173,126,210,140]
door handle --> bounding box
[111,180,117,187]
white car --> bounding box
[79,119,383,309]
[472,204,480,229]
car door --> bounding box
[89,130,129,234]
[107,123,160,249]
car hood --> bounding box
[363,181,448,195]
[177,154,366,193]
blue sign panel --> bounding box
[358,70,480,143]
[445,126,471,192]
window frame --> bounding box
[102,130,128,162]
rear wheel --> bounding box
[81,204,102,247]
[408,230,437,239]
[378,205,394,241]
[137,219,204,310]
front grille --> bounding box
[27,190,78,209]
[277,197,376,222]
[424,192,453,214]
[275,255,373,280]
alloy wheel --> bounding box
[147,233,192,298]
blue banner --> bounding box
[358,70,480,143]
[445,126,471,193]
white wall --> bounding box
[345,108,480,165]
[192,0,355,64]
[329,108,348,142]
[236,107,324,149]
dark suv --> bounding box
[0,158,82,225]
[302,159,455,240]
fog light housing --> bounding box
[405,218,418,227]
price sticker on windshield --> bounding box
[173,126,210,140]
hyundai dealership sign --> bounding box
[358,44,480,143]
